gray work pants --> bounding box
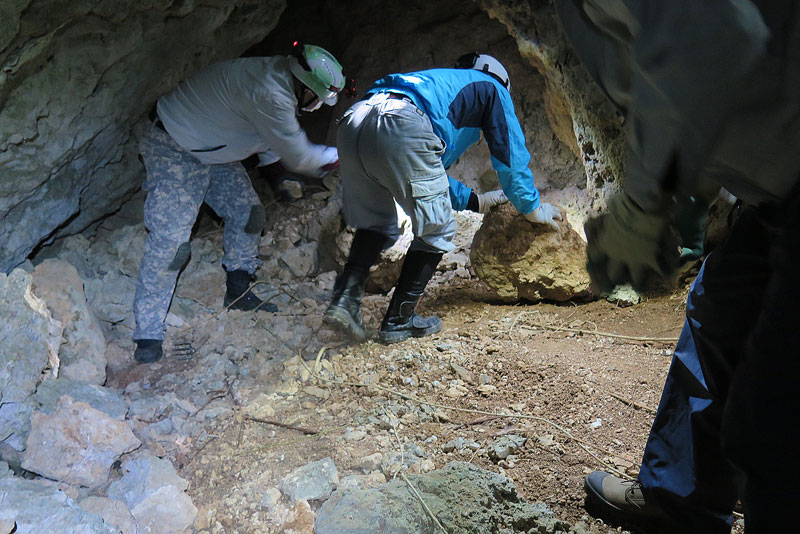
[337,92,456,254]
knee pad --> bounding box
[167,241,192,271]
[244,204,266,234]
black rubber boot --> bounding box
[224,269,277,312]
[379,250,443,344]
[134,339,163,364]
[324,270,368,339]
[324,229,390,340]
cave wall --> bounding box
[0,0,286,273]
[475,0,625,206]
[254,0,591,194]
[0,0,624,274]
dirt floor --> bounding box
[112,268,732,533]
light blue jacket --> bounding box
[367,68,540,214]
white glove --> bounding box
[477,189,509,213]
[319,146,339,175]
[524,202,562,231]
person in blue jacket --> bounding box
[555,1,800,532]
[324,53,561,344]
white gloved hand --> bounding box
[318,146,340,175]
[524,202,562,231]
[477,189,509,213]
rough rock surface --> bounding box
[34,378,127,420]
[107,451,189,508]
[107,452,197,534]
[0,269,61,404]
[0,269,62,452]
[279,457,339,503]
[21,396,140,488]
[315,462,573,534]
[476,0,625,215]
[130,485,197,534]
[0,476,117,534]
[471,204,591,302]
[79,496,139,534]
[31,259,107,384]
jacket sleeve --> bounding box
[578,1,768,212]
[248,89,337,177]
[492,108,540,216]
[448,176,472,211]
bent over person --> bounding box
[134,43,345,364]
[324,53,561,344]
[555,1,800,532]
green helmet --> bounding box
[289,42,345,106]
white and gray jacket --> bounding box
[156,56,336,175]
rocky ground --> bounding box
[0,177,745,534]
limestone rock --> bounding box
[131,485,197,534]
[280,499,315,534]
[34,378,128,420]
[0,476,117,534]
[0,269,62,405]
[280,242,319,279]
[315,461,572,534]
[279,457,339,503]
[0,399,36,452]
[107,451,189,509]
[107,451,196,534]
[470,203,591,302]
[21,396,140,488]
[32,259,107,385]
[175,259,224,308]
[85,271,137,329]
[79,496,139,534]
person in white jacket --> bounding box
[133,43,346,364]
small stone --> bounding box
[260,487,282,509]
[357,453,382,473]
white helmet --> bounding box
[289,42,345,106]
[455,52,511,92]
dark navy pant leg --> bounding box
[639,207,772,532]
[723,188,800,533]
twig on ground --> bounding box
[519,322,678,343]
[607,390,657,414]
[400,472,450,534]
[452,415,497,430]
[191,388,230,417]
[382,405,405,481]
[244,415,318,435]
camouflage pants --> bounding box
[134,123,263,341]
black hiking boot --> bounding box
[134,339,163,364]
[224,269,277,312]
[379,250,443,344]
[324,270,367,340]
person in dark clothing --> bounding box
[556,1,800,532]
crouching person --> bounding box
[325,53,560,344]
[134,43,346,363]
